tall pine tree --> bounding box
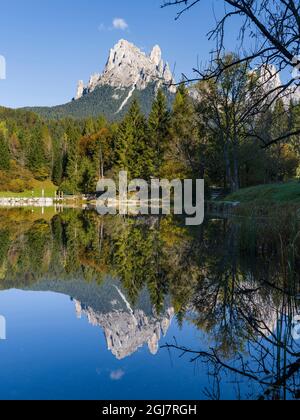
[0,132,11,170]
[148,89,170,178]
[115,99,150,180]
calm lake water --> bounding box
[0,207,299,400]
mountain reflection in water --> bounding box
[0,207,299,400]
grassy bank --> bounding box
[0,180,57,198]
[225,181,300,204]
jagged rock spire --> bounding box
[75,39,176,100]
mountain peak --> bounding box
[150,45,162,66]
[75,39,176,100]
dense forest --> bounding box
[1,57,300,196]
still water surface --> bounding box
[0,207,299,400]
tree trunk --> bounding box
[224,141,232,192]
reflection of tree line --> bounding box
[0,210,197,312]
[0,209,299,398]
[165,216,300,400]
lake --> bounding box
[0,207,299,400]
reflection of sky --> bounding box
[0,289,297,400]
[0,290,209,400]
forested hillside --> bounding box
[24,83,175,121]
[1,57,300,197]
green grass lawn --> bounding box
[225,181,300,204]
[0,180,57,198]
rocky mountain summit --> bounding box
[74,297,174,360]
[25,41,300,120]
[27,40,176,120]
[75,39,176,103]
[25,277,174,360]
[257,64,300,105]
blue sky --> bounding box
[0,0,243,108]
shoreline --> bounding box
[0,197,54,206]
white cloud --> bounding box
[112,18,128,31]
[110,369,125,381]
[98,18,129,33]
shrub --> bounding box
[8,179,26,193]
